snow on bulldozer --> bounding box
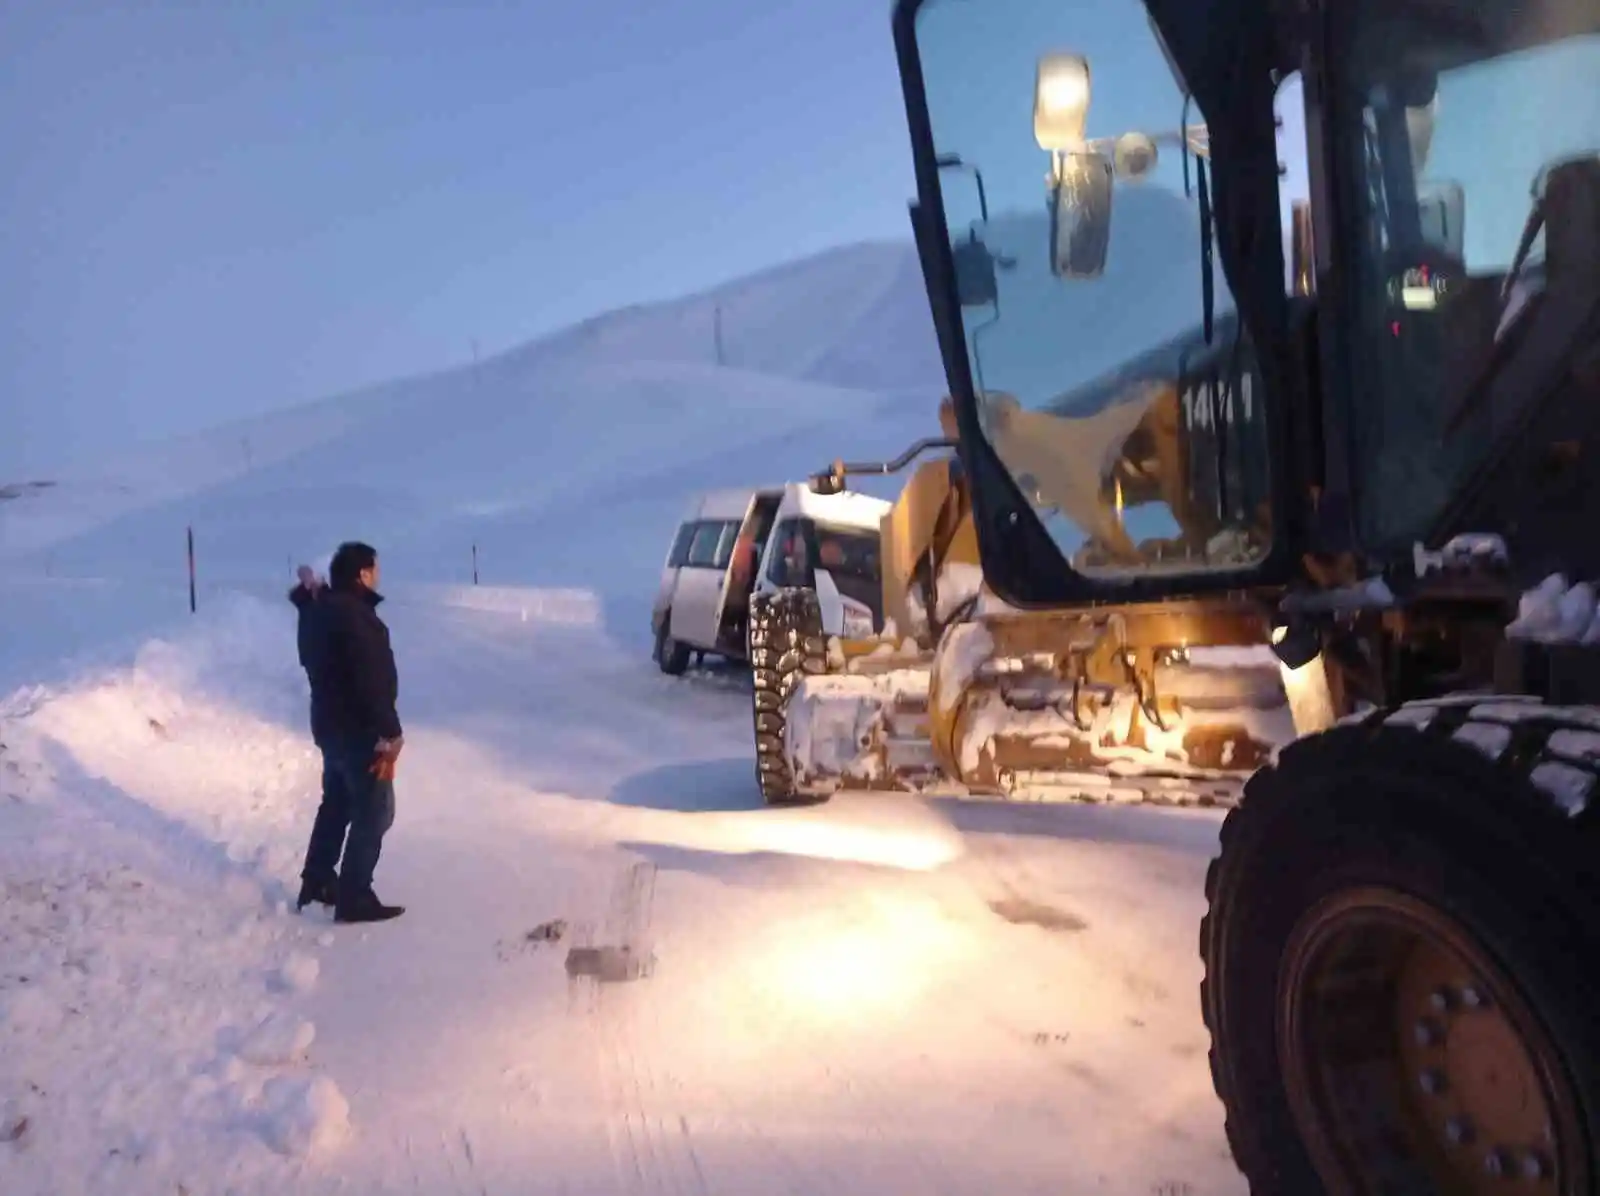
[748,322,1306,808]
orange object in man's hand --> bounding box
[370,736,404,781]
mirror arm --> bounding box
[1048,172,1061,277]
[935,153,990,223]
[808,437,960,495]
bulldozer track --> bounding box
[748,589,828,805]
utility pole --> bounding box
[713,305,725,366]
[187,526,197,614]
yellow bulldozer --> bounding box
[749,333,1320,808]
[832,0,1600,1192]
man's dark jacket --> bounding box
[315,584,403,747]
[289,582,334,745]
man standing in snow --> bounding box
[303,541,407,924]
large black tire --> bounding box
[1202,696,1600,1194]
[747,588,827,805]
[654,617,691,676]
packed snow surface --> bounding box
[1,588,1246,1195]
[2,233,1251,1194]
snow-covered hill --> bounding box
[1,184,1219,652]
[1,239,947,597]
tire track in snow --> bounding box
[396,1124,490,1196]
[599,1013,655,1193]
[587,978,866,1196]
[627,1004,716,1196]
[689,1065,856,1196]
[587,998,701,1195]
[449,1126,489,1196]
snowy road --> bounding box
[1,588,1247,1196]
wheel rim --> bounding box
[1277,887,1586,1195]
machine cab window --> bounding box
[912,0,1275,581]
[1332,13,1600,551]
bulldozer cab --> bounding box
[892,0,1600,610]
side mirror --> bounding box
[1050,151,1113,279]
[936,153,989,223]
[951,232,1000,307]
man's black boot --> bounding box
[296,877,339,911]
[334,889,405,924]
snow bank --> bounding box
[0,592,352,1192]
[0,805,347,1191]
[390,583,602,627]
[238,1011,317,1066]
[11,592,327,905]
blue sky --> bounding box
[7,3,1590,479]
[1,1,920,472]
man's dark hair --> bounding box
[329,541,378,590]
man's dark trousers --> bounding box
[305,737,396,906]
[300,738,352,891]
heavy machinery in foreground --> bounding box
[850,0,1599,1191]
[749,331,1305,807]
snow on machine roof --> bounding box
[677,483,890,535]
[780,481,891,534]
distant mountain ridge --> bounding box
[3,188,1226,609]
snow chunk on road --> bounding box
[272,951,321,994]
[237,1010,316,1066]
[258,1074,350,1158]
